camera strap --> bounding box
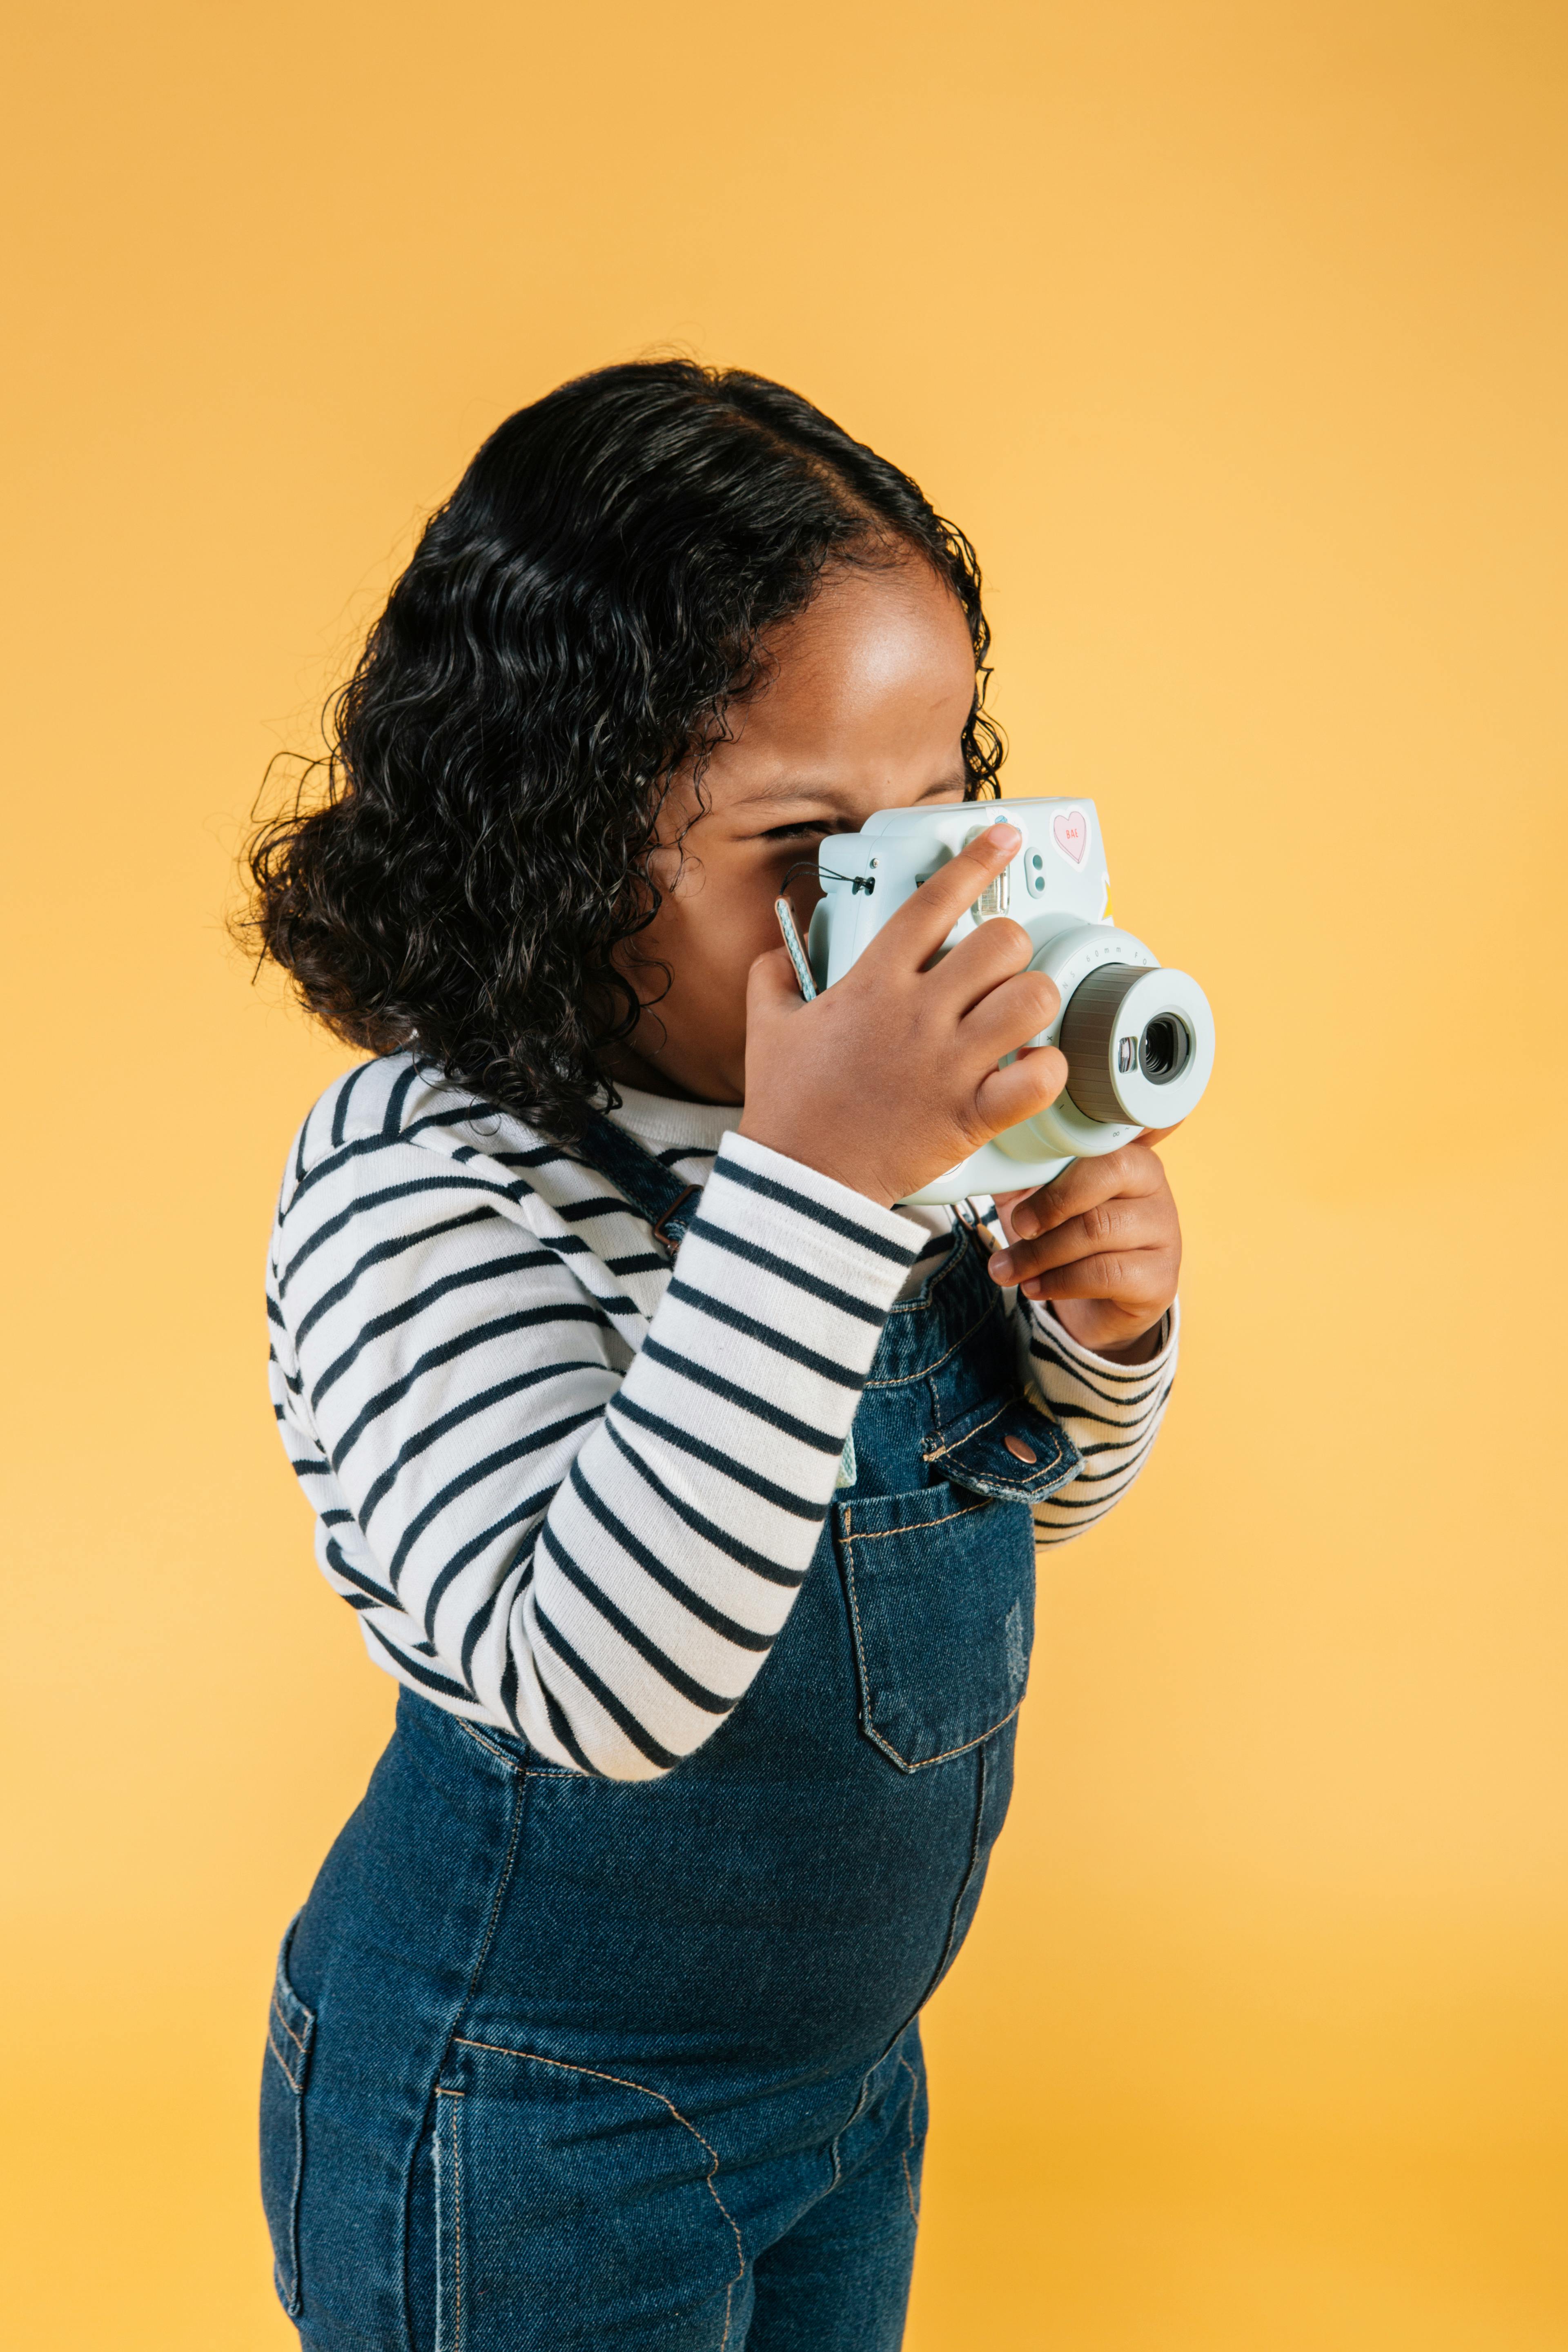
[575,1110,702,1260]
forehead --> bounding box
[729,557,975,762]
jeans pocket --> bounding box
[259,1914,317,2318]
[834,1477,1036,1771]
[429,2038,744,2349]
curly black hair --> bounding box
[246,359,1003,1138]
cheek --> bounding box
[684,895,777,1001]
[670,853,782,957]
[645,881,765,1017]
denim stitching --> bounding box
[923,1389,1069,1497]
[920,1742,989,2000]
[453,1719,523,1769]
[450,2038,745,2329]
[926,1368,951,1449]
[848,1500,987,1543]
[840,1508,1025,1770]
[839,1505,875,1749]
[453,1723,594,1784]
[862,1291,1001,1388]
[265,2022,303,2094]
[412,1724,532,2352]
[861,1697,1023,1773]
[456,1719,598,1783]
[270,1990,307,2055]
[449,1753,528,2034]
[828,2065,876,2191]
[448,2089,463,2352]
[922,1394,1011,1461]
[883,1222,967,1314]
[897,2055,921,2221]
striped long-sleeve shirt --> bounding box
[267,1055,1177,1780]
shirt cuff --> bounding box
[1036,1295,1180,1374]
[703,1133,926,1314]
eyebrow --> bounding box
[729,786,840,808]
[731,775,967,812]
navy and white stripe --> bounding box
[975,1203,1177,1543]
[267,1058,1177,1779]
[625,1098,1178,1547]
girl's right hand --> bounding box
[738,824,1070,1208]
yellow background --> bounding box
[4,3,1566,2344]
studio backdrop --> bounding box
[4,3,1566,2345]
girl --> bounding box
[252,361,1182,2352]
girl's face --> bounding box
[614,553,978,1104]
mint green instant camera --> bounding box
[803,798,1215,1207]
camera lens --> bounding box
[1058,962,1145,1122]
[1139,1014,1192,1085]
[1047,952,1213,1135]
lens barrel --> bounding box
[1060,963,1196,1124]
[999,924,1215,1165]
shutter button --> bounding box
[1004,1434,1037,1464]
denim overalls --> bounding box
[263,1118,1080,2351]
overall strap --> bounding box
[575,1110,703,1257]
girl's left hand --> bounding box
[987,1130,1182,1364]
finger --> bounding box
[995,1196,1176,1282]
[1015,1248,1178,1307]
[862,820,1024,971]
[1008,1143,1169,1239]
[972,1043,1068,1135]
[986,1187,1034,1248]
[958,967,1060,1058]
[931,909,1040,1013]
[746,942,811,1016]
[1009,1150,1166,1242]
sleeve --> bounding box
[1017,1296,1179,1545]
[272,1131,922,1780]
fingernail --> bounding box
[989,1250,1014,1282]
[990,824,1022,853]
[1011,1210,1037,1239]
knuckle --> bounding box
[1022,971,1058,1023]
[985,917,1032,964]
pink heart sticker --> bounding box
[1052,808,1089,866]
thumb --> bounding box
[747,942,810,1016]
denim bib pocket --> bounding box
[260,1915,316,2317]
[833,1499,1036,1777]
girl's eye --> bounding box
[758,822,831,844]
